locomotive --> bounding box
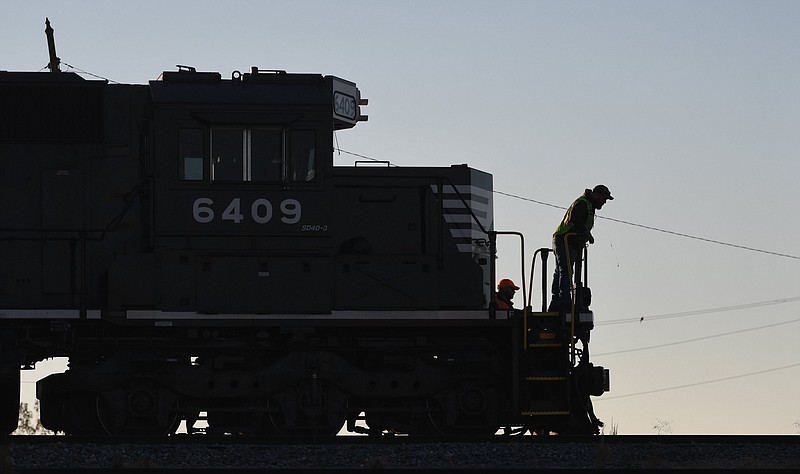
[0,22,608,437]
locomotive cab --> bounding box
[109,67,368,315]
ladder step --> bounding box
[528,330,560,341]
[528,311,562,318]
[526,376,567,381]
[522,410,570,416]
[522,401,570,415]
[526,369,567,379]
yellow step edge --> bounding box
[526,376,567,381]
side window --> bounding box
[201,127,317,184]
[251,129,283,183]
[211,128,245,182]
[178,128,204,181]
[289,130,316,182]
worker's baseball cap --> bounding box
[593,184,614,200]
[497,278,519,290]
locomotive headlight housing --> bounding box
[590,365,610,396]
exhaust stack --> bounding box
[45,17,61,73]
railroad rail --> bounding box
[4,435,800,471]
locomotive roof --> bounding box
[0,70,105,84]
[150,68,334,105]
[1,67,365,130]
[150,66,365,128]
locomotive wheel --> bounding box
[95,381,180,436]
[0,369,20,435]
[266,398,348,437]
[422,389,498,437]
[207,408,273,436]
[265,385,348,437]
[365,401,447,436]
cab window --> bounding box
[178,128,204,181]
[289,130,316,182]
[182,127,316,183]
[251,129,283,183]
[211,128,244,182]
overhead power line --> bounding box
[492,190,799,260]
[600,214,799,260]
[596,362,800,401]
[492,189,566,212]
[61,61,120,84]
[594,317,800,356]
[335,148,397,166]
[598,296,800,326]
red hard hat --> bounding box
[497,278,519,290]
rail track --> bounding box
[4,435,800,471]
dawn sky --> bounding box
[5,0,799,434]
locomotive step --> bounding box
[528,342,563,348]
[526,368,567,377]
[521,401,570,416]
[527,311,562,318]
[521,410,570,416]
[526,374,567,381]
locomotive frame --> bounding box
[0,23,608,437]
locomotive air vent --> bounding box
[157,65,222,83]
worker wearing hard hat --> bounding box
[495,278,519,310]
[550,184,613,312]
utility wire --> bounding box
[594,318,800,356]
[336,149,799,260]
[600,214,799,260]
[335,148,397,166]
[493,189,566,212]
[596,362,800,400]
[61,61,120,84]
[493,190,799,260]
[598,296,800,326]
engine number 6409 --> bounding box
[192,197,301,224]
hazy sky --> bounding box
[5,1,799,435]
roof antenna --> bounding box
[45,17,61,73]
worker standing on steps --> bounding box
[549,185,613,312]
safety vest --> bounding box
[495,295,511,309]
[554,195,594,236]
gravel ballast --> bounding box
[6,439,800,470]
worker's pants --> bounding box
[551,235,580,310]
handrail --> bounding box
[526,247,552,313]
[562,232,588,366]
[523,248,542,349]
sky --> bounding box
[4,0,799,435]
